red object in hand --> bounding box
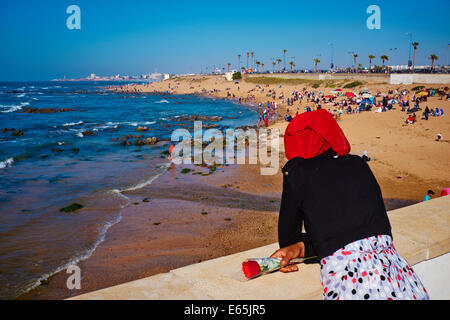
[242,261,261,279]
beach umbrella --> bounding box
[335,89,342,91]
[441,188,450,197]
[362,93,373,98]
[345,92,356,98]
[416,91,428,97]
[325,95,334,98]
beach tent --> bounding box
[362,93,373,98]
[345,92,356,98]
[361,98,374,104]
[416,91,429,97]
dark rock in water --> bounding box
[11,130,24,136]
[172,114,223,122]
[5,90,25,94]
[142,198,151,202]
[59,203,84,213]
[136,126,149,132]
[114,134,144,142]
[81,130,96,136]
[134,137,158,146]
[22,107,75,114]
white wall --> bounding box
[413,253,450,300]
[390,74,450,85]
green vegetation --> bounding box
[343,81,365,88]
[232,71,242,80]
[412,85,425,91]
[181,168,191,174]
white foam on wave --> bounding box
[0,158,14,169]
[122,162,170,192]
[16,212,123,298]
[155,99,169,104]
[62,121,84,127]
[0,102,29,113]
[105,121,155,127]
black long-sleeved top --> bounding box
[278,149,392,261]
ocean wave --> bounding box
[0,158,14,169]
[0,102,30,113]
[15,212,123,298]
[62,121,84,127]
[122,163,170,192]
[105,121,155,127]
[155,99,169,104]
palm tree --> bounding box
[283,49,287,72]
[353,54,359,72]
[227,63,231,72]
[380,55,389,70]
[261,63,264,73]
[255,61,260,73]
[276,58,282,72]
[251,52,254,71]
[429,54,439,73]
[368,55,375,72]
[246,52,249,70]
[237,54,241,72]
[289,61,295,73]
[314,58,320,73]
[412,42,419,73]
[272,61,276,73]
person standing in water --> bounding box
[271,109,429,300]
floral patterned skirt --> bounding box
[320,235,429,300]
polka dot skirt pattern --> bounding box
[320,235,429,300]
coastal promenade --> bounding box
[70,195,450,300]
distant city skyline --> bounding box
[0,0,449,81]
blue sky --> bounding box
[0,0,449,80]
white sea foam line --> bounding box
[155,99,169,104]
[62,121,84,127]
[122,163,170,192]
[0,158,14,169]
[16,212,123,298]
[0,101,29,113]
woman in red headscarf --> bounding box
[271,109,429,300]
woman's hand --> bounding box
[270,242,305,273]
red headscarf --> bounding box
[284,109,351,160]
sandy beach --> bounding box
[19,74,450,299]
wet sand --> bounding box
[19,75,449,299]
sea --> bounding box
[0,81,258,299]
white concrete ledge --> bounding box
[70,196,450,300]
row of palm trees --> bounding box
[227,45,440,74]
[231,50,293,74]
